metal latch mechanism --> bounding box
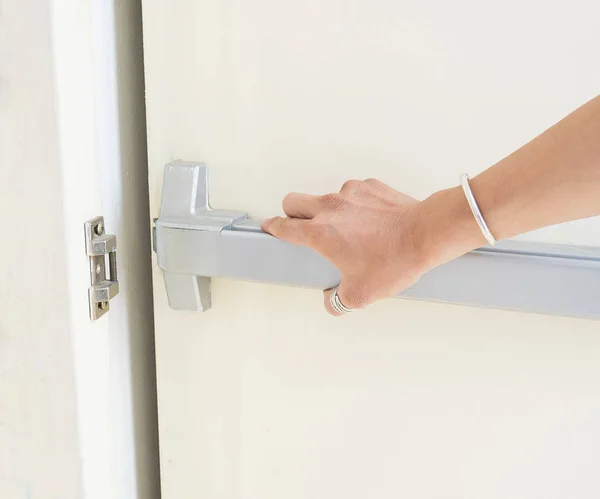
[85,216,119,320]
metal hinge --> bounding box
[85,216,119,320]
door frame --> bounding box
[49,0,160,497]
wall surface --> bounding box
[0,0,159,498]
[0,1,82,497]
[142,1,600,498]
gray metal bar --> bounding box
[154,161,600,318]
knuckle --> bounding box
[340,179,362,192]
[321,192,342,208]
[363,177,381,186]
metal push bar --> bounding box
[154,161,600,319]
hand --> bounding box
[262,178,428,315]
[264,96,600,316]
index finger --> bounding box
[262,216,312,246]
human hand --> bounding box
[261,179,429,315]
[265,95,600,315]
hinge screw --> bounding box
[95,223,104,236]
[99,301,109,311]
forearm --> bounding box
[418,95,600,269]
[264,95,600,313]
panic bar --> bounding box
[154,161,600,319]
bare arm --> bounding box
[419,95,600,267]
[263,95,600,315]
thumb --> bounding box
[262,216,311,246]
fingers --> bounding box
[323,278,373,316]
[282,192,323,219]
[261,216,311,246]
[362,178,388,191]
[340,178,402,203]
[339,179,363,196]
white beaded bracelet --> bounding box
[460,174,496,246]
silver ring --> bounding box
[329,287,354,314]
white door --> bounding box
[1,1,159,498]
[141,2,600,498]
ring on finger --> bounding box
[329,287,354,315]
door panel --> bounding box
[142,1,600,498]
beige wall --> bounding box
[142,1,600,499]
[0,0,159,498]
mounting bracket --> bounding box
[153,161,600,319]
[85,216,119,320]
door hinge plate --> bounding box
[85,216,119,320]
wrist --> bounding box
[414,185,488,271]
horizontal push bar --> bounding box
[154,161,600,319]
